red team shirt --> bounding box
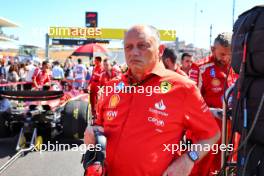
[32,68,51,88]
[189,55,238,108]
[95,63,219,176]
[90,65,103,83]
[188,55,238,175]
[99,68,121,86]
[89,65,104,116]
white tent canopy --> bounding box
[0,17,19,27]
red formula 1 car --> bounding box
[0,81,90,151]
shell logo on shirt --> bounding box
[109,94,120,108]
[160,81,173,93]
[211,78,221,87]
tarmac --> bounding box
[0,136,84,176]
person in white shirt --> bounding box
[19,63,27,81]
[52,61,64,80]
[25,60,36,90]
[73,58,87,89]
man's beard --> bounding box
[215,58,229,67]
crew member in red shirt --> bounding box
[161,47,187,76]
[188,32,238,175]
[32,61,51,89]
[181,52,193,75]
[89,56,103,117]
[99,58,121,87]
[84,25,220,176]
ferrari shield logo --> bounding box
[160,81,173,93]
[109,94,120,108]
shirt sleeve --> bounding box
[94,86,107,126]
[183,84,220,141]
[99,73,104,87]
[32,68,39,80]
[189,63,200,87]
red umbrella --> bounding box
[71,43,109,57]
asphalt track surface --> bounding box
[0,136,84,176]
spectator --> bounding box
[7,64,19,82]
[18,63,27,81]
[7,64,19,90]
[64,61,74,80]
[25,60,36,90]
[52,61,64,80]
[73,58,87,89]
[18,63,27,90]
[25,60,36,82]
[0,58,7,81]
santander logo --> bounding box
[154,100,166,111]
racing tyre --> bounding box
[63,100,88,139]
[0,112,10,138]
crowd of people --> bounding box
[0,55,124,91]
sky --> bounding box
[1,0,263,49]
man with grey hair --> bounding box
[188,33,238,175]
[84,25,220,176]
